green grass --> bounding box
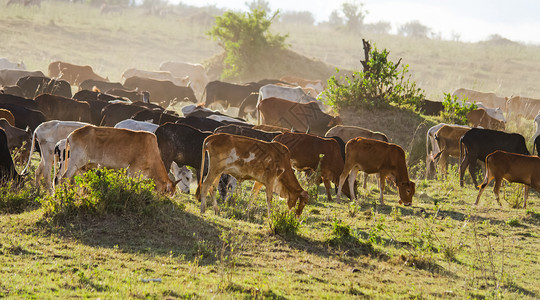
[1,2,539,298]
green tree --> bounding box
[342,1,367,33]
[323,40,424,110]
[207,6,288,80]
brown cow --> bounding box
[466,108,505,130]
[452,88,508,112]
[252,124,291,133]
[476,150,540,208]
[123,76,196,107]
[0,109,15,127]
[0,118,31,164]
[506,96,540,120]
[196,133,309,216]
[48,61,108,86]
[432,124,471,177]
[34,94,92,123]
[59,125,175,195]
[336,138,415,205]
[272,132,354,201]
[257,97,342,136]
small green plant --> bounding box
[441,93,477,125]
[503,183,525,209]
[347,201,360,217]
[323,40,425,110]
[41,168,179,224]
[0,181,43,214]
[506,216,520,227]
[331,218,351,239]
[268,208,301,237]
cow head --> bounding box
[397,181,415,206]
[289,190,309,217]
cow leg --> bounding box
[440,154,448,179]
[492,179,503,206]
[347,166,359,202]
[459,154,469,187]
[199,171,222,214]
[362,172,368,189]
[35,158,45,186]
[264,183,274,216]
[323,178,332,201]
[523,185,529,209]
[378,173,386,205]
[337,163,355,202]
[469,161,479,188]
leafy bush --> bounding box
[41,168,179,224]
[441,93,477,125]
[0,182,43,214]
[207,6,288,80]
[331,218,351,239]
[268,208,301,237]
[322,44,425,110]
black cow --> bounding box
[238,92,258,119]
[0,128,23,184]
[419,99,444,116]
[0,103,46,132]
[0,85,25,98]
[214,124,281,142]
[204,81,262,109]
[100,103,149,126]
[73,89,124,103]
[16,76,72,99]
[123,76,196,107]
[106,88,149,103]
[132,109,180,125]
[34,94,92,123]
[0,93,39,110]
[534,135,540,156]
[459,128,530,187]
[175,116,225,132]
[79,79,124,92]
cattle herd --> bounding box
[0,57,538,218]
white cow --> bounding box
[0,58,26,70]
[121,68,190,87]
[533,111,540,142]
[258,84,330,113]
[473,102,506,123]
[159,61,208,99]
[114,119,159,133]
[21,120,91,192]
[170,162,193,194]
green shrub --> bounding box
[207,6,288,80]
[441,93,477,125]
[322,43,424,110]
[0,181,43,214]
[41,168,178,224]
[331,218,351,238]
[268,208,301,237]
[506,217,520,227]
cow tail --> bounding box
[459,137,465,169]
[63,137,70,178]
[20,129,38,175]
[196,140,208,201]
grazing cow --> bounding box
[466,108,505,130]
[48,61,108,86]
[459,128,530,187]
[106,88,149,103]
[207,114,251,127]
[99,103,149,126]
[182,104,227,119]
[424,123,470,179]
[0,128,23,184]
[73,89,118,103]
[170,162,193,194]
[336,138,415,206]
[0,85,25,98]
[0,70,44,86]
[325,125,388,143]
[258,97,342,136]
[279,75,325,93]
[0,109,15,126]
[0,58,26,70]
[432,124,471,177]
[419,99,444,116]
[215,124,281,142]
[0,93,39,111]
[21,120,90,191]
[34,94,92,123]
[452,88,508,112]
[175,116,225,132]
[0,118,31,162]
[273,132,354,201]
[16,76,71,98]
[506,96,540,120]
[122,68,190,87]
[59,125,175,194]
[123,76,196,107]
[325,125,389,187]
[203,81,262,109]
[252,124,291,133]
[476,150,540,208]
[238,92,258,119]
[474,103,506,122]
[159,61,208,98]
[0,103,46,132]
[196,133,309,216]
[114,119,158,133]
[79,79,124,92]
[258,84,318,106]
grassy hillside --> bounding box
[0,2,539,298]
